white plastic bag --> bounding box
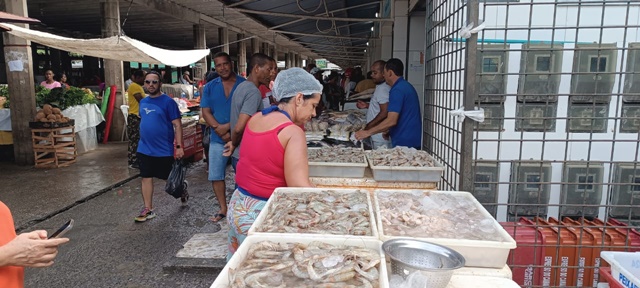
[460,20,486,39]
[449,106,485,124]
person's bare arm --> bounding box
[355,112,399,140]
[364,102,389,130]
[133,92,143,103]
[202,107,230,137]
[231,114,251,147]
[0,230,69,268]
[282,126,313,187]
[172,118,184,159]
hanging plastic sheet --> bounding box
[0,23,209,67]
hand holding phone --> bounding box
[48,219,73,239]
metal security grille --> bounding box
[424,0,640,287]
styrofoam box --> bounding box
[366,153,445,182]
[601,251,640,288]
[210,234,389,288]
[446,275,521,287]
[248,187,378,239]
[374,190,517,268]
[308,155,368,178]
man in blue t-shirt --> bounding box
[134,71,184,222]
[354,58,422,149]
[200,52,245,223]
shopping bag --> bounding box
[202,125,211,147]
[165,160,187,198]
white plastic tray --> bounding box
[374,190,516,268]
[308,155,368,178]
[210,234,389,288]
[601,251,640,288]
[366,153,445,182]
[446,275,521,287]
[248,187,378,239]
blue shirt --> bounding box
[388,77,422,149]
[200,76,245,144]
[137,94,181,157]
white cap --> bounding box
[272,67,323,101]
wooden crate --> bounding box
[31,126,77,168]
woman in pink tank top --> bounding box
[223,68,324,259]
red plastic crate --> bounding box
[564,217,613,286]
[500,221,545,287]
[599,267,624,288]
[519,218,558,287]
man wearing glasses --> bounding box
[134,71,185,222]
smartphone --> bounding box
[48,219,73,239]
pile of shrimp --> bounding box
[256,190,372,236]
[229,240,381,288]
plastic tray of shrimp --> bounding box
[248,188,378,239]
[210,234,389,288]
[366,147,445,182]
[373,190,516,268]
[307,147,368,178]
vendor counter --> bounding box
[310,167,438,190]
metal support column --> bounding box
[460,0,479,192]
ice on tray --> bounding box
[308,147,365,163]
[256,190,373,236]
[368,147,435,167]
[229,240,381,287]
[378,190,504,241]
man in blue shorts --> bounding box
[354,58,422,149]
[201,52,245,223]
[135,71,185,222]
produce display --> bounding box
[308,147,366,163]
[36,86,97,110]
[255,190,373,236]
[377,190,504,241]
[229,240,381,287]
[368,146,436,167]
[34,104,71,123]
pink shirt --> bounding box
[40,81,61,89]
[235,120,294,199]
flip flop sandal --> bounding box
[210,213,226,223]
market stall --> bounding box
[210,146,520,288]
[175,97,203,162]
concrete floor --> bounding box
[0,143,236,287]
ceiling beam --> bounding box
[226,0,260,8]
[269,1,382,30]
[131,0,200,24]
[232,8,392,23]
[297,41,366,49]
[274,30,369,40]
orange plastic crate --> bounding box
[549,217,592,287]
[607,218,640,252]
[535,217,578,287]
[562,217,600,287]
[564,217,613,286]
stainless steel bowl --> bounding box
[382,238,465,288]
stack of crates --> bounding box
[501,217,640,287]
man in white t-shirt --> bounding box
[356,60,391,149]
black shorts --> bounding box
[137,152,174,180]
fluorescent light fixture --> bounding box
[375,12,379,18]
[371,27,374,31]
